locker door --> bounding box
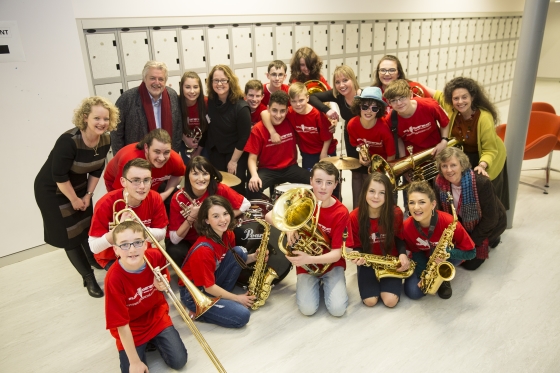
[441,20,451,45]
[513,40,519,60]
[510,19,518,39]
[372,23,384,52]
[373,53,385,79]
[459,20,469,43]
[127,80,143,90]
[428,49,439,72]
[86,33,120,80]
[198,72,208,87]
[449,20,460,44]
[494,42,503,62]
[484,65,493,84]
[235,67,254,91]
[358,56,372,84]
[344,57,358,74]
[232,26,252,65]
[462,68,471,80]
[294,25,311,50]
[167,74,181,90]
[475,19,485,42]
[504,62,512,80]
[516,18,522,38]
[497,19,506,39]
[276,25,293,61]
[490,19,499,40]
[207,27,231,66]
[472,44,481,65]
[471,67,479,82]
[255,26,274,63]
[386,22,398,50]
[181,29,206,70]
[427,75,438,91]
[477,66,486,84]
[398,21,410,49]
[345,24,359,54]
[498,62,506,81]
[418,49,430,75]
[432,20,442,46]
[410,21,421,49]
[489,85,497,102]
[482,19,492,41]
[508,41,516,60]
[504,18,513,39]
[421,20,431,47]
[94,83,123,104]
[480,43,489,64]
[408,51,419,76]
[487,43,496,63]
[120,31,150,77]
[255,66,268,82]
[495,83,503,102]
[438,47,448,71]
[451,69,462,79]
[152,29,180,73]
[329,24,344,55]
[397,52,409,75]
[330,57,344,78]
[464,45,474,67]
[456,46,465,68]
[312,24,329,56]
[447,46,457,69]
[322,59,331,81]
[437,72,447,87]
[467,19,477,43]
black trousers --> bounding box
[247,164,311,200]
[209,148,249,196]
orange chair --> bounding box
[529,102,560,186]
[496,111,560,194]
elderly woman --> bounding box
[34,96,119,297]
[434,147,507,270]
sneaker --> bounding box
[437,281,452,299]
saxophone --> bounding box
[247,218,278,310]
[419,193,457,295]
[342,249,416,281]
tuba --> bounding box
[419,193,457,295]
[270,187,332,276]
[370,138,459,190]
[111,195,226,372]
[304,79,329,95]
[411,84,425,98]
[246,218,278,310]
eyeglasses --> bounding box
[212,79,229,85]
[115,239,145,251]
[388,97,408,106]
[124,177,152,186]
[379,68,397,75]
[269,73,285,78]
[361,104,380,112]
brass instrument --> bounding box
[370,138,459,191]
[184,126,203,155]
[356,144,371,172]
[246,218,278,310]
[111,194,226,372]
[175,188,201,219]
[411,84,425,98]
[304,79,329,95]
[342,248,416,281]
[419,192,457,295]
[271,187,332,276]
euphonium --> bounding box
[419,192,457,295]
[411,84,425,98]
[370,138,460,190]
[342,249,416,281]
[304,79,329,95]
[270,187,332,276]
[246,218,278,310]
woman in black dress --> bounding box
[34,96,119,297]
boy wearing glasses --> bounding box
[105,220,188,373]
[89,158,168,270]
[244,80,266,126]
[262,60,290,107]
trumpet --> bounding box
[175,188,201,219]
[111,194,227,372]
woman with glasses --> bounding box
[202,65,252,196]
[347,87,396,206]
[34,96,118,298]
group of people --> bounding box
[33,46,509,372]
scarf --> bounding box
[435,169,488,259]
[139,81,173,136]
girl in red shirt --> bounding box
[179,195,259,328]
[179,71,208,163]
[289,47,331,89]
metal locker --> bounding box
[449,20,460,44]
[464,45,473,67]
[490,19,499,40]
[508,81,514,99]
[127,80,143,90]
[329,24,344,56]
[508,41,516,60]
[207,27,231,67]
[276,25,293,61]
[418,49,430,75]
[459,20,469,43]
[467,19,477,43]
[441,20,451,45]
[397,51,409,75]
[494,42,503,62]
[504,62,512,80]
[373,53,385,77]
[94,83,123,104]
[475,19,485,42]
[489,84,497,102]
[511,61,516,79]
[447,46,457,69]
[359,56,372,84]
[462,69,471,82]
[295,25,311,50]
[120,31,150,77]
[477,66,486,84]
[417,75,428,88]
[198,73,208,87]
[452,69,463,80]
[408,51,419,76]
[472,44,481,65]
[371,23,384,52]
[234,68,254,91]
[181,29,206,70]
[421,21,431,47]
[482,19,492,41]
[152,29,180,72]
[484,65,493,84]
[510,19,518,39]
[427,75,438,91]
[232,26,253,65]
[330,58,344,79]
[398,21,410,49]
[487,43,496,63]
[495,83,503,102]
[437,72,447,87]
[428,49,439,72]
[498,62,506,81]
[86,33,120,80]
[513,40,519,60]
[312,24,328,56]
[480,43,489,64]
[438,47,448,71]
[255,26,274,63]
[167,74,181,90]
[497,19,506,39]
[255,65,269,82]
[471,67,479,82]
[493,63,501,83]
[344,57,358,74]
[504,18,513,39]
[456,46,465,68]
[386,22,398,50]
[516,18,522,38]
[431,20,442,46]
[345,24,359,54]
[410,21,421,49]
[321,59,330,81]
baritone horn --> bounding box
[411,84,425,98]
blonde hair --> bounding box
[332,66,359,98]
[142,60,169,81]
[288,82,308,100]
[72,96,120,132]
[383,79,411,101]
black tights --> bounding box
[64,240,94,277]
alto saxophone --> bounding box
[419,193,457,295]
[342,249,416,281]
[247,218,278,310]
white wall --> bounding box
[538,2,560,79]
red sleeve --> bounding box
[347,117,360,147]
[184,240,218,288]
[169,151,186,177]
[243,125,265,155]
[147,191,169,228]
[317,110,334,142]
[380,121,396,158]
[348,208,361,249]
[216,183,244,210]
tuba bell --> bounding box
[411,84,425,98]
[304,79,329,95]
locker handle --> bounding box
[116,64,120,70]
[145,39,148,44]
[174,37,177,42]
[176,58,180,64]
[250,52,252,57]
[227,54,230,59]
[112,40,116,47]
[120,89,124,94]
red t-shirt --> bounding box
[249,103,267,126]
[262,83,290,107]
[295,197,353,275]
[180,231,236,288]
[168,183,245,243]
[287,107,337,155]
[349,206,403,256]
[401,210,474,258]
[90,189,168,268]
[244,120,297,170]
[381,80,432,112]
[184,96,208,131]
[347,116,395,160]
[104,143,186,192]
[396,97,449,154]
[104,249,173,351]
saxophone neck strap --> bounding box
[413,212,439,252]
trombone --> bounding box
[112,198,227,373]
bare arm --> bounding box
[160,175,182,201]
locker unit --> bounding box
[431,20,442,46]
[398,21,410,49]
[344,57,358,73]
[408,51,419,76]
[410,21,421,49]
[441,20,451,44]
[329,24,344,56]
[294,24,311,50]
[449,20,460,44]
[490,19,500,40]
[207,27,230,66]
[420,20,431,47]
[255,65,269,82]
[181,28,206,70]
[86,33,120,80]
[397,51,409,75]
[428,49,439,72]
[386,21,398,50]
[482,18,492,41]
[459,19,469,43]
[474,19,485,42]
[427,75,437,91]
[234,67,254,91]
[275,25,293,61]
[418,49,429,75]
[345,23,359,54]
[358,56,372,84]
[120,31,150,76]
[467,19,477,43]
[255,25,274,63]
[312,24,329,56]
[231,26,252,65]
[372,23,384,52]
[151,29,180,73]
[94,82,123,103]
[438,47,448,71]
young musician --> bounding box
[105,220,188,373]
[267,161,353,317]
[89,158,168,270]
[348,173,409,308]
[179,71,208,163]
[262,60,290,107]
[245,79,266,126]
[402,181,475,300]
[289,47,331,89]
[179,196,260,328]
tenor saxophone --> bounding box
[247,218,278,310]
[342,249,416,280]
[419,193,457,295]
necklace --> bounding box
[82,130,100,156]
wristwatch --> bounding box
[86,191,94,196]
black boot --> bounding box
[81,241,103,270]
[437,281,452,299]
[489,236,501,248]
[83,273,104,298]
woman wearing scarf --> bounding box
[434,147,507,270]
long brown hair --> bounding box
[195,195,236,242]
[179,71,208,133]
[289,47,323,83]
[207,65,245,104]
[183,156,222,198]
[443,77,499,124]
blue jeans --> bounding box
[404,259,462,300]
[180,246,251,328]
[118,326,187,373]
[296,266,348,317]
